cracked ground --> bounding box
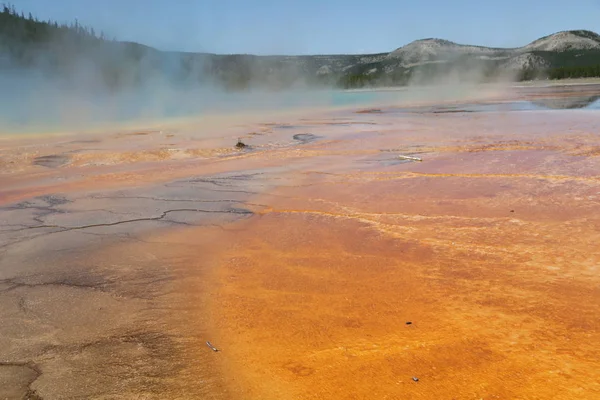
[0,171,270,399]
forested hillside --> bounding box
[2,4,600,91]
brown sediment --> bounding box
[1,86,600,399]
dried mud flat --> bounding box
[1,86,600,399]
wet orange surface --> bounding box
[1,87,600,399]
[203,184,600,399]
[189,105,599,399]
[198,156,600,399]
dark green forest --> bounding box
[0,3,105,64]
[0,3,103,42]
[337,52,600,89]
[0,3,164,90]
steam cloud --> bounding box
[0,6,517,135]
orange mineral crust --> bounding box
[203,176,600,399]
[1,88,600,399]
[189,108,600,399]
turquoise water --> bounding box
[0,88,394,133]
[2,87,598,134]
[330,91,383,106]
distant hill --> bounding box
[524,30,600,52]
[2,5,600,91]
[386,30,600,65]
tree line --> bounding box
[338,64,600,89]
[547,65,600,80]
[0,3,107,44]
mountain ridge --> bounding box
[1,6,600,90]
[386,30,600,66]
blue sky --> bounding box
[10,0,600,55]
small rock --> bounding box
[406,321,412,325]
[412,377,419,382]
